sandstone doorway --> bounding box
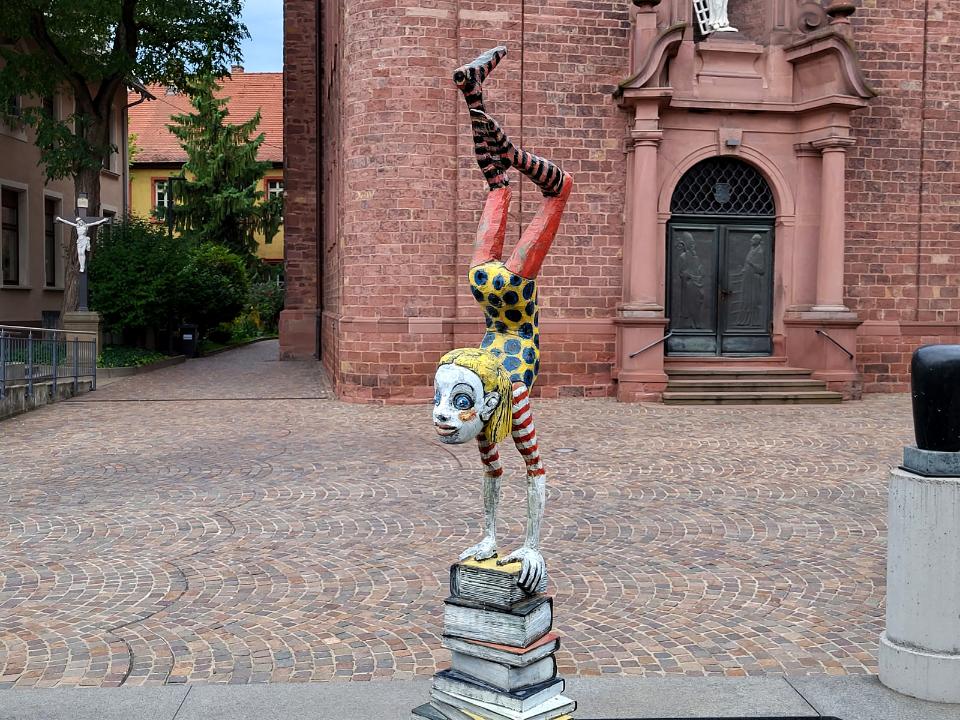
[666,158,776,356]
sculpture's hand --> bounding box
[459,535,498,563]
[498,546,545,594]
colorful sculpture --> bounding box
[432,46,573,594]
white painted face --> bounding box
[433,364,501,444]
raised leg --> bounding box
[497,382,547,593]
[505,173,573,278]
[470,109,573,278]
[471,186,511,267]
[454,47,509,190]
[471,109,569,196]
[459,436,503,562]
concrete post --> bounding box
[879,452,960,703]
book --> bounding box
[451,557,547,607]
[442,633,560,668]
[427,700,477,720]
[412,704,447,720]
[430,688,576,720]
[451,651,556,691]
[432,669,564,712]
[444,595,552,648]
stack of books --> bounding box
[412,557,574,720]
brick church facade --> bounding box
[282,0,959,403]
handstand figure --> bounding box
[433,46,573,594]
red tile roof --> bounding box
[128,71,283,164]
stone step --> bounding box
[666,367,815,381]
[662,390,843,405]
[666,378,829,392]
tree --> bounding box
[0,0,247,317]
[166,74,282,264]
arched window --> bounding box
[670,157,775,217]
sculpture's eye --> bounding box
[453,393,472,410]
[434,389,441,405]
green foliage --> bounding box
[175,243,249,336]
[0,0,248,183]
[97,346,167,368]
[249,281,285,334]
[167,75,280,263]
[89,218,186,336]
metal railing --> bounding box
[815,328,854,360]
[0,325,97,400]
[629,331,674,359]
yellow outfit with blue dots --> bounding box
[470,261,540,389]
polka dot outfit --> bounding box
[470,261,540,389]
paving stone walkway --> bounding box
[0,341,910,688]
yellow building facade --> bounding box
[127,70,284,264]
[127,165,284,262]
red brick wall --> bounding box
[308,0,628,401]
[849,1,960,389]
[280,0,319,359]
[320,0,343,382]
[293,0,959,399]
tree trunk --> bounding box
[60,162,104,321]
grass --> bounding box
[97,346,169,369]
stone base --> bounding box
[879,632,960,704]
[880,466,960,704]
[279,308,318,360]
[62,310,102,355]
[902,446,960,477]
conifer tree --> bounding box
[167,75,282,264]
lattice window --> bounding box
[670,157,775,216]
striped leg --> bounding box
[497,382,548,592]
[471,109,570,197]
[511,382,546,481]
[454,47,509,189]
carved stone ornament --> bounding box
[693,0,738,35]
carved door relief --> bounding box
[666,157,776,356]
[667,222,774,355]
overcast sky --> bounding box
[239,0,283,72]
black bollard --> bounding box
[911,344,960,452]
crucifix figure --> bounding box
[55,215,110,274]
[693,0,738,34]
[55,197,110,312]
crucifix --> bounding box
[55,193,110,312]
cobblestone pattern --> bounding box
[0,342,908,687]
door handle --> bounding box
[720,288,732,298]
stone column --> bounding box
[615,125,667,402]
[623,130,664,314]
[811,137,855,312]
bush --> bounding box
[98,346,167,368]
[89,218,187,338]
[249,281,284,334]
[175,243,249,338]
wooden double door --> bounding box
[666,220,774,356]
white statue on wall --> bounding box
[693,0,738,35]
[55,216,111,273]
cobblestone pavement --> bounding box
[0,340,909,687]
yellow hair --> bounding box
[438,347,513,444]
